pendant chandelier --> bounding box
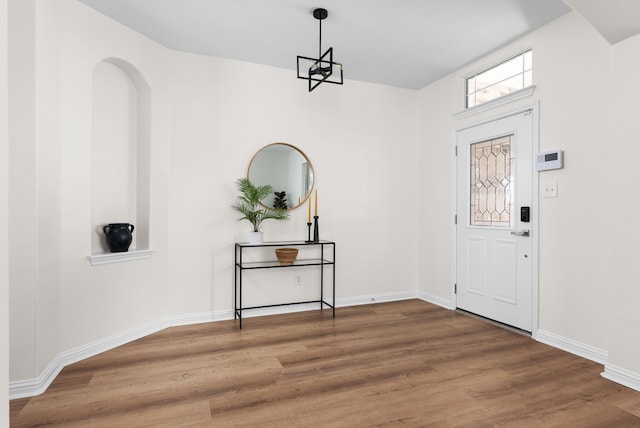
[296,8,344,92]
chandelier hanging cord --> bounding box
[310,8,331,78]
[317,8,324,60]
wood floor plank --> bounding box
[10,299,640,427]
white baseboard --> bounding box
[336,291,417,307]
[9,311,242,399]
[534,329,608,365]
[417,290,454,309]
[229,291,419,319]
[168,309,234,325]
[14,295,639,400]
[9,291,418,399]
[601,364,640,392]
[9,361,64,401]
[10,318,171,399]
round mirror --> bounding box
[247,143,314,210]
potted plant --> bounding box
[232,177,290,244]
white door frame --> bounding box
[452,102,539,336]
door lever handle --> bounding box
[511,229,530,237]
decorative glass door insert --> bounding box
[470,135,514,227]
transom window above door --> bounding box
[465,50,532,108]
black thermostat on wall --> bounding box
[536,150,563,171]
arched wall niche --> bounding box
[90,57,150,255]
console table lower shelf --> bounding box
[234,240,336,329]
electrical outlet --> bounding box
[295,274,303,286]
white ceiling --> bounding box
[564,0,640,44]
[78,0,572,89]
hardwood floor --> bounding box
[10,300,640,427]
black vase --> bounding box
[103,223,134,253]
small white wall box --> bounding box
[536,150,563,171]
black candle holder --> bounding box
[313,215,319,242]
[305,222,313,243]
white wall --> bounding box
[7,0,173,385]
[8,0,420,392]
[165,49,420,317]
[1,0,10,422]
[56,0,173,351]
[9,0,640,402]
[416,75,457,306]
[8,0,43,385]
[417,11,640,382]
[606,32,640,378]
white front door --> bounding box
[455,110,535,332]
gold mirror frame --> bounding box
[247,143,315,211]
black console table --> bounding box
[234,240,335,329]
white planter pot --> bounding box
[247,231,264,245]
